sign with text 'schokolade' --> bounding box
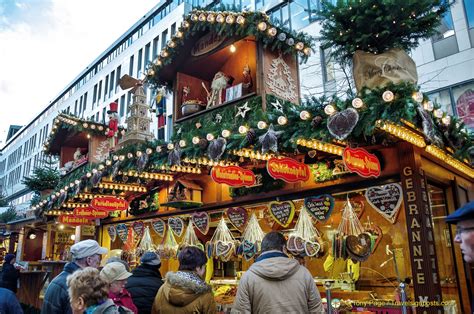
[90,197,129,212]
[74,207,109,220]
[211,165,256,187]
[266,157,310,183]
[59,215,93,226]
[343,147,381,178]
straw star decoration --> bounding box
[235,102,251,118]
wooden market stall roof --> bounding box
[144,9,314,87]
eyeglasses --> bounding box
[455,226,474,236]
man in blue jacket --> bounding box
[0,287,23,314]
[41,239,107,314]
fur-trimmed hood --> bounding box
[162,271,211,307]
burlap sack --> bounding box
[353,48,418,92]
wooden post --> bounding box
[398,142,442,313]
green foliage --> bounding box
[310,162,337,182]
[146,9,314,88]
[0,191,8,207]
[0,205,17,223]
[318,0,450,62]
[22,156,60,193]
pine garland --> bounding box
[318,0,450,62]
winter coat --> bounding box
[0,287,23,314]
[0,263,19,293]
[89,299,134,314]
[41,262,81,314]
[125,264,164,314]
[232,251,323,314]
[152,271,216,314]
[109,288,138,314]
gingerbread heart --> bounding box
[132,221,145,238]
[327,108,359,140]
[304,240,321,257]
[215,241,234,260]
[107,226,117,242]
[151,219,166,237]
[168,217,184,237]
[346,233,371,260]
[242,240,255,253]
[191,212,210,235]
[365,183,402,223]
[268,201,295,228]
[304,194,334,222]
[287,235,305,253]
[227,207,248,230]
[116,224,128,243]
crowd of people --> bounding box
[0,200,472,314]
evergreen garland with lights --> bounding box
[318,0,450,62]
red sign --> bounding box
[59,215,93,226]
[343,147,381,178]
[211,165,256,187]
[90,197,129,211]
[266,157,310,183]
[74,207,109,220]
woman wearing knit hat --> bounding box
[100,262,138,314]
[126,252,164,314]
[0,253,20,293]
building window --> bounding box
[93,84,98,106]
[120,95,126,118]
[104,75,109,101]
[116,66,121,93]
[321,48,336,82]
[83,92,88,113]
[171,23,176,36]
[431,3,458,59]
[427,80,474,131]
[98,80,103,101]
[290,0,310,30]
[161,30,168,49]
[129,55,134,76]
[137,49,143,77]
[109,70,115,97]
[463,0,474,47]
[152,36,160,60]
[145,43,151,66]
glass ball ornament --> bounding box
[277,116,288,125]
[423,101,434,111]
[286,38,295,46]
[192,136,200,145]
[179,140,186,147]
[382,90,394,102]
[176,31,183,38]
[146,148,153,155]
[434,109,443,119]
[412,91,424,103]
[257,21,267,31]
[113,155,119,161]
[156,146,162,153]
[119,155,125,161]
[299,111,311,120]
[267,27,277,37]
[190,14,198,21]
[295,42,304,50]
[206,133,215,141]
[238,125,248,134]
[207,14,215,22]
[257,121,267,129]
[160,50,168,58]
[198,14,206,21]
[303,47,311,56]
[441,115,451,126]
[221,129,231,138]
[136,151,142,157]
[277,32,287,41]
[127,153,133,159]
[324,104,336,115]
[352,98,364,109]
[216,14,225,23]
[167,143,175,150]
[226,15,235,24]
[182,20,191,27]
[236,15,245,24]
[167,40,176,48]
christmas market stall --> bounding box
[31,3,474,313]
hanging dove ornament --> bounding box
[208,137,227,161]
[258,124,283,154]
[168,145,182,166]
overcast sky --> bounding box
[0,0,159,146]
